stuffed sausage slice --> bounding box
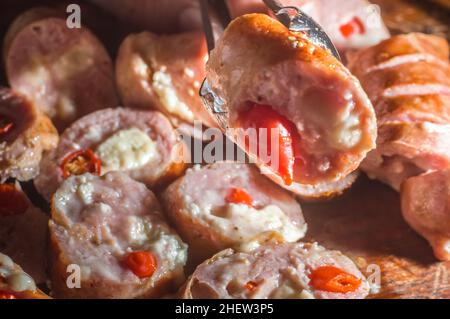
[35,108,187,201]
[348,33,450,190]
[0,253,49,299]
[180,242,370,299]
[401,170,450,261]
[49,171,188,298]
[116,31,217,129]
[161,162,306,263]
[206,14,377,198]
[0,183,48,284]
[4,8,119,131]
[0,87,58,182]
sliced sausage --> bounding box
[116,31,217,129]
[34,107,187,201]
[4,8,119,131]
[0,182,48,284]
[206,14,377,198]
[0,87,58,182]
[348,33,450,190]
[0,253,49,299]
[401,170,450,261]
[180,242,370,299]
[49,171,188,298]
[161,162,306,263]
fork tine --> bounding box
[199,0,216,53]
[210,0,232,29]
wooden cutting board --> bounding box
[303,175,450,299]
[1,0,449,299]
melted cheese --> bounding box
[152,69,194,121]
[56,94,77,120]
[96,128,159,174]
[78,182,94,205]
[209,204,304,243]
[0,253,36,293]
[331,113,362,150]
[272,284,315,299]
[121,216,188,270]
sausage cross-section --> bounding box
[161,162,307,263]
[0,87,58,182]
[4,8,119,131]
[205,13,377,199]
[34,108,187,201]
[49,171,188,298]
[180,242,370,299]
[116,31,217,129]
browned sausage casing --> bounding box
[206,14,377,199]
[0,87,58,182]
[180,242,370,299]
[348,33,450,191]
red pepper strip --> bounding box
[0,290,18,299]
[226,188,253,207]
[60,149,101,179]
[309,266,362,293]
[244,281,259,292]
[340,17,365,38]
[0,116,14,137]
[124,251,158,279]
[239,103,298,186]
[0,184,29,216]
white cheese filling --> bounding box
[209,204,304,243]
[0,253,36,293]
[96,128,159,174]
[272,283,315,299]
[152,69,194,121]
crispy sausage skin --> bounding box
[0,253,50,299]
[206,14,377,198]
[34,108,188,201]
[0,87,58,182]
[0,182,48,284]
[49,172,188,298]
[348,33,450,190]
[161,162,307,264]
[116,31,217,129]
[180,242,370,299]
[401,170,450,261]
[4,8,119,131]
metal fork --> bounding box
[199,0,340,125]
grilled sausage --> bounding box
[227,0,389,51]
[0,183,48,284]
[161,162,307,263]
[116,31,217,129]
[0,87,58,182]
[0,253,49,299]
[34,108,187,201]
[348,33,450,190]
[180,242,370,299]
[401,170,450,261]
[205,14,377,199]
[4,8,119,131]
[49,171,188,298]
